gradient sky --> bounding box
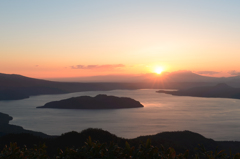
[1,1,240,78]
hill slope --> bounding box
[1,128,240,157]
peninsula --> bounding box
[0,112,49,138]
[157,83,240,99]
[37,94,144,109]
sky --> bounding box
[1,0,240,79]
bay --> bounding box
[0,89,240,141]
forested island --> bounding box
[37,94,144,109]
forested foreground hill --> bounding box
[1,128,240,158]
[1,112,240,158]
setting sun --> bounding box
[154,67,164,74]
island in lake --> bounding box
[157,83,240,99]
[37,94,144,109]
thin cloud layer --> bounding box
[71,64,125,70]
[228,70,240,76]
[196,71,221,75]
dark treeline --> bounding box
[1,128,240,158]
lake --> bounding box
[1,89,240,141]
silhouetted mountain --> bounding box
[157,83,240,99]
[1,72,240,100]
[136,130,217,152]
[0,89,29,100]
[0,72,213,101]
[49,71,240,83]
[0,112,50,138]
[37,94,144,109]
[0,73,70,100]
[0,73,143,100]
[163,71,217,83]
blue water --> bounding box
[1,89,240,141]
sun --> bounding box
[154,67,164,74]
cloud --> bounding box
[196,71,221,75]
[228,70,240,76]
[71,64,125,70]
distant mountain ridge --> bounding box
[0,73,147,100]
[157,83,240,99]
[1,72,240,100]
[47,71,240,83]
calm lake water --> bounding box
[1,89,240,141]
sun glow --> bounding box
[154,67,164,74]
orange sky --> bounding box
[1,1,240,79]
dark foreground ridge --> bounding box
[2,128,240,158]
[2,112,240,158]
[157,83,240,99]
[37,94,144,109]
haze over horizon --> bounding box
[45,70,240,83]
[1,1,240,79]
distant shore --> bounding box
[157,83,240,99]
